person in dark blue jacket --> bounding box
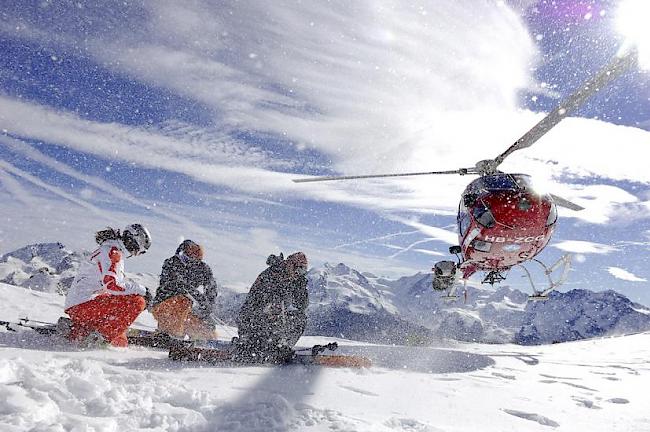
[151,240,218,340]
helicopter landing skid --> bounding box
[528,294,552,301]
[516,254,573,301]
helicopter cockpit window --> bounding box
[513,175,534,190]
[481,174,520,191]
[546,202,558,226]
[463,192,478,208]
[472,204,496,228]
[459,212,471,236]
[458,201,471,236]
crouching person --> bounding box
[235,252,309,363]
[150,240,218,340]
[65,224,152,347]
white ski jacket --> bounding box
[65,240,146,310]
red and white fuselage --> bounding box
[456,173,557,279]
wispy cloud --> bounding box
[3,1,648,227]
[386,216,458,245]
[0,160,110,220]
[96,1,535,169]
[388,238,440,259]
[607,266,648,282]
[0,1,536,172]
[334,230,420,250]
[552,240,618,254]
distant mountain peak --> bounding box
[0,242,82,293]
[323,262,353,275]
[0,242,69,263]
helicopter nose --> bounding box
[518,197,533,211]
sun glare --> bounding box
[616,0,650,68]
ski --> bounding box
[1,317,229,350]
[127,333,185,349]
[0,318,62,335]
[0,318,166,343]
[0,318,193,349]
[168,342,372,368]
[125,328,233,350]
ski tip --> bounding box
[307,354,372,368]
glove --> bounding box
[193,302,213,320]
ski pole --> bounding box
[19,317,56,325]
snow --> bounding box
[1,244,650,429]
[1,282,650,431]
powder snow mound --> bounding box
[2,279,649,431]
[0,355,218,431]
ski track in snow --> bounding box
[501,409,560,428]
[606,398,630,404]
[384,417,446,431]
[338,385,380,397]
[572,396,601,409]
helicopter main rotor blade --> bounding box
[549,194,584,211]
[292,169,471,183]
[494,48,638,167]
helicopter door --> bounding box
[458,201,471,243]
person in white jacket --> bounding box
[65,224,151,347]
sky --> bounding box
[1,0,649,302]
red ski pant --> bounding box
[66,294,146,347]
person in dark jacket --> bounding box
[235,252,309,362]
[150,240,218,340]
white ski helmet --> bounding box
[122,223,152,256]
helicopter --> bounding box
[293,48,638,300]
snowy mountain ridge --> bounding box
[3,242,650,345]
[0,242,82,294]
